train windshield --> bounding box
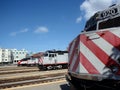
[84,13,99,31]
[98,15,120,29]
[84,4,120,32]
[44,53,48,57]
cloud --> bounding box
[20,28,28,33]
[116,0,120,4]
[10,32,17,36]
[77,0,120,23]
[76,16,82,23]
[34,26,48,34]
[10,28,28,36]
[80,0,113,20]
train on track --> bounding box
[17,50,68,70]
[17,52,44,67]
[66,4,120,90]
[17,57,38,66]
[37,50,68,70]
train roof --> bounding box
[45,50,68,53]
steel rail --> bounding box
[0,69,39,75]
[0,75,65,89]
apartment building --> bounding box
[0,48,12,64]
[11,49,28,64]
[0,48,28,64]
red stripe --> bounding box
[80,52,100,74]
[97,31,120,51]
[72,53,80,72]
[72,52,100,74]
[68,41,73,53]
[39,58,43,64]
[69,35,80,66]
[80,34,118,67]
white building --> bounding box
[11,49,28,64]
[0,48,12,64]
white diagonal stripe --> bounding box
[80,41,106,74]
[79,62,88,73]
[92,33,120,61]
[109,28,120,38]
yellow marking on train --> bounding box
[2,79,67,90]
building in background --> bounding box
[0,48,12,64]
[11,49,28,64]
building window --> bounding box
[16,56,18,58]
[2,50,5,52]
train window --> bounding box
[52,54,54,57]
[55,54,56,56]
[98,16,120,29]
[84,13,99,32]
[49,54,51,57]
[49,54,54,57]
[85,24,97,31]
[44,53,48,57]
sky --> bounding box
[0,0,120,53]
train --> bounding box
[17,57,29,66]
[17,50,68,70]
[17,57,38,67]
[66,4,120,89]
[17,52,44,67]
[37,50,68,70]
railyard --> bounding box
[0,66,67,89]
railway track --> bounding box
[0,66,39,75]
[0,72,66,89]
[0,66,38,71]
[0,66,67,89]
[0,65,67,89]
[0,76,65,89]
[0,68,39,75]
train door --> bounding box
[49,53,56,64]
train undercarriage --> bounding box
[38,63,68,70]
[66,73,120,90]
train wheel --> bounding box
[56,65,62,69]
[47,66,53,70]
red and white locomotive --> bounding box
[38,50,68,70]
[66,4,120,89]
[17,58,29,66]
[17,52,43,66]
